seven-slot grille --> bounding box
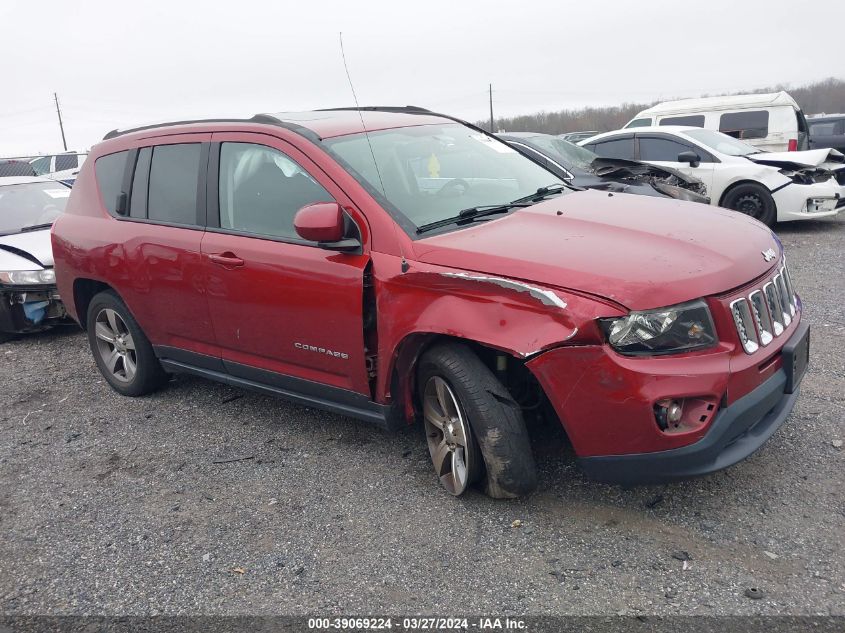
[730,260,798,354]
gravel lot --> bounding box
[1,216,843,617]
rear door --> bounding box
[202,132,371,396]
[108,135,219,365]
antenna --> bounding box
[338,32,409,273]
[339,32,386,198]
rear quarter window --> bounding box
[719,110,770,140]
[659,115,705,127]
[94,151,129,215]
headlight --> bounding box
[0,269,56,285]
[599,299,717,355]
[653,182,710,204]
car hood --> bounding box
[0,229,53,271]
[413,190,780,311]
[746,148,845,171]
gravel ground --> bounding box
[0,216,843,617]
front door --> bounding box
[636,135,716,194]
[202,133,371,396]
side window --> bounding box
[659,115,705,127]
[55,154,78,171]
[30,156,52,176]
[638,137,695,162]
[809,121,840,137]
[129,147,152,219]
[719,110,769,140]
[218,142,334,240]
[94,151,130,215]
[626,118,652,128]
[147,144,201,225]
[590,137,636,160]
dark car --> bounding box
[499,132,709,203]
[808,115,845,153]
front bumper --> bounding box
[577,320,808,485]
[578,369,797,484]
[0,286,66,334]
[773,179,844,221]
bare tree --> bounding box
[486,77,845,134]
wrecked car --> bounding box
[0,177,69,342]
[582,127,845,226]
[499,132,709,203]
[52,107,808,498]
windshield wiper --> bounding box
[508,183,569,204]
[416,184,569,235]
[20,223,53,233]
[416,203,532,234]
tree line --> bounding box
[486,77,845,134]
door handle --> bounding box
[209,252,245,268]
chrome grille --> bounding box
[731,260,798,354]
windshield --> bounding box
[526,136,597,171]
[323,124,564,234]
[683,128,761,156]
[0,182,70,235]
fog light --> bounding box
[654,399,683,430]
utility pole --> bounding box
[54,92,67,151]
[488,84,495,133]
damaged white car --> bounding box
[581,126,845,226]
[0,177,69,342]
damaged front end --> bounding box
[591,158,710,203]
[0,284,67,337]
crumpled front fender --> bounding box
[372,252,623,410]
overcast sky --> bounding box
[2,0,843,156]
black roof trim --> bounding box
[316,105,494,137]
[102,115,323,143]
[316,105,433,114]
[100,106,491,144]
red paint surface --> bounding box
[53,112,799,459]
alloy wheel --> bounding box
[93,308,137,383]
[423,375,475,495]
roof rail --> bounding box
[102,114,323,142]
[100,106,488,143]
[316,105,433,114]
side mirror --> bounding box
[294,202,361,252]
[677,151,701,168]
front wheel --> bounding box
[722,183,777,227]
[417,344,538,499]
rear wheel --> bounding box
[86,291,167,396]
[417,344,538,499]
[722,183,777,227]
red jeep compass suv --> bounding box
[51,107,809,498]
